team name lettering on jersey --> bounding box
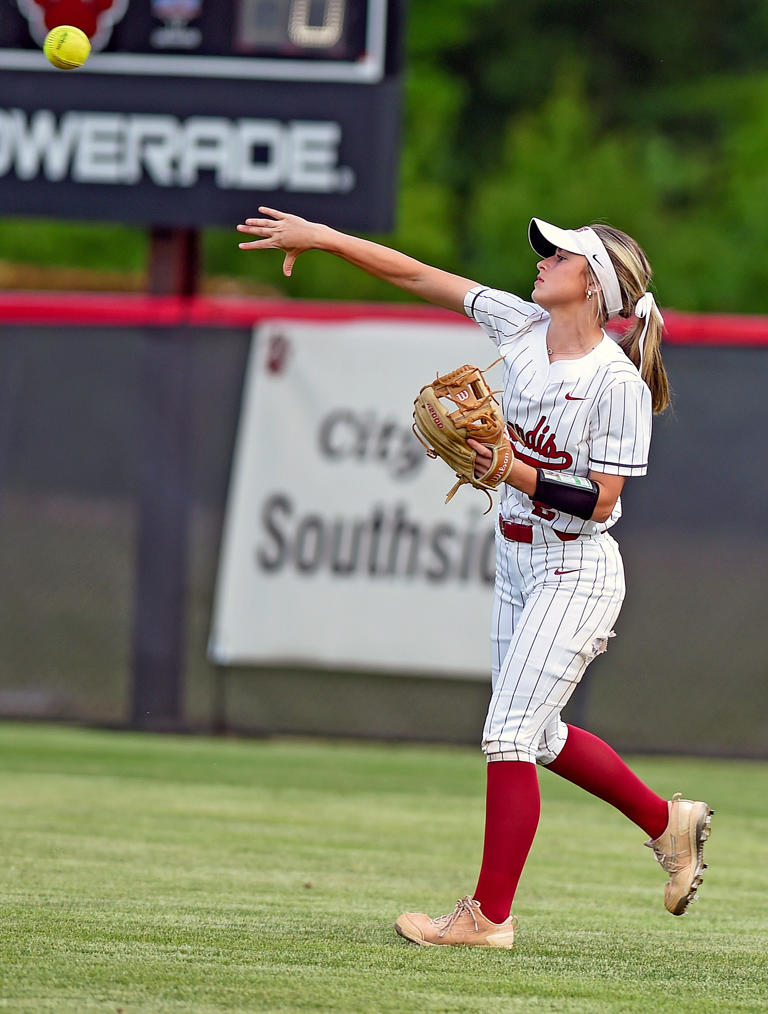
[508,415,573,470]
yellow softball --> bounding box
[43,25,91,70]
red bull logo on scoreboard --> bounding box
[16,0,129,50]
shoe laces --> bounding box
[430,896,480,938]
[429,896,518,938]
[646,792,687,874]
[648,845,685,875]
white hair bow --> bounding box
[634,292,663,366]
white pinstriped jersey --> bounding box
[465,286,652,536]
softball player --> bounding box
[237,209,713,949]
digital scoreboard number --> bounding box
[235,0,363,56]
[0,0,404,230]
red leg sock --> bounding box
[473,760,540,924]
[546,725,668,839]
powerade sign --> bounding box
[0,111,356,193]
[0,0,402,229]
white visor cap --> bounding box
[528,218,623,318]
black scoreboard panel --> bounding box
[0,1,404,228]
[0,1,399,81]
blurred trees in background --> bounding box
[4,0,768,312]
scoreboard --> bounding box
[0,0,404,229]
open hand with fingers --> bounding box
[237,207,325,276]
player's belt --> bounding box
[498,517,580,543]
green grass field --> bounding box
[0,724,765,1014]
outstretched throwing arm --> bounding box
[237,207,478,314]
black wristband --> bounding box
[533,469,600,521]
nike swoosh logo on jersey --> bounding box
[564,393,587,401]
[554,568,581,575]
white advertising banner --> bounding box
[209,316,503,679]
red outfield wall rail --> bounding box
[0,291,767,345]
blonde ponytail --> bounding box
[588,224,670,413]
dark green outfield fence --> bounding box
[0,294,765,756]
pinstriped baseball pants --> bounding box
[483,523,626,764]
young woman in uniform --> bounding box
[237,209,713,948]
